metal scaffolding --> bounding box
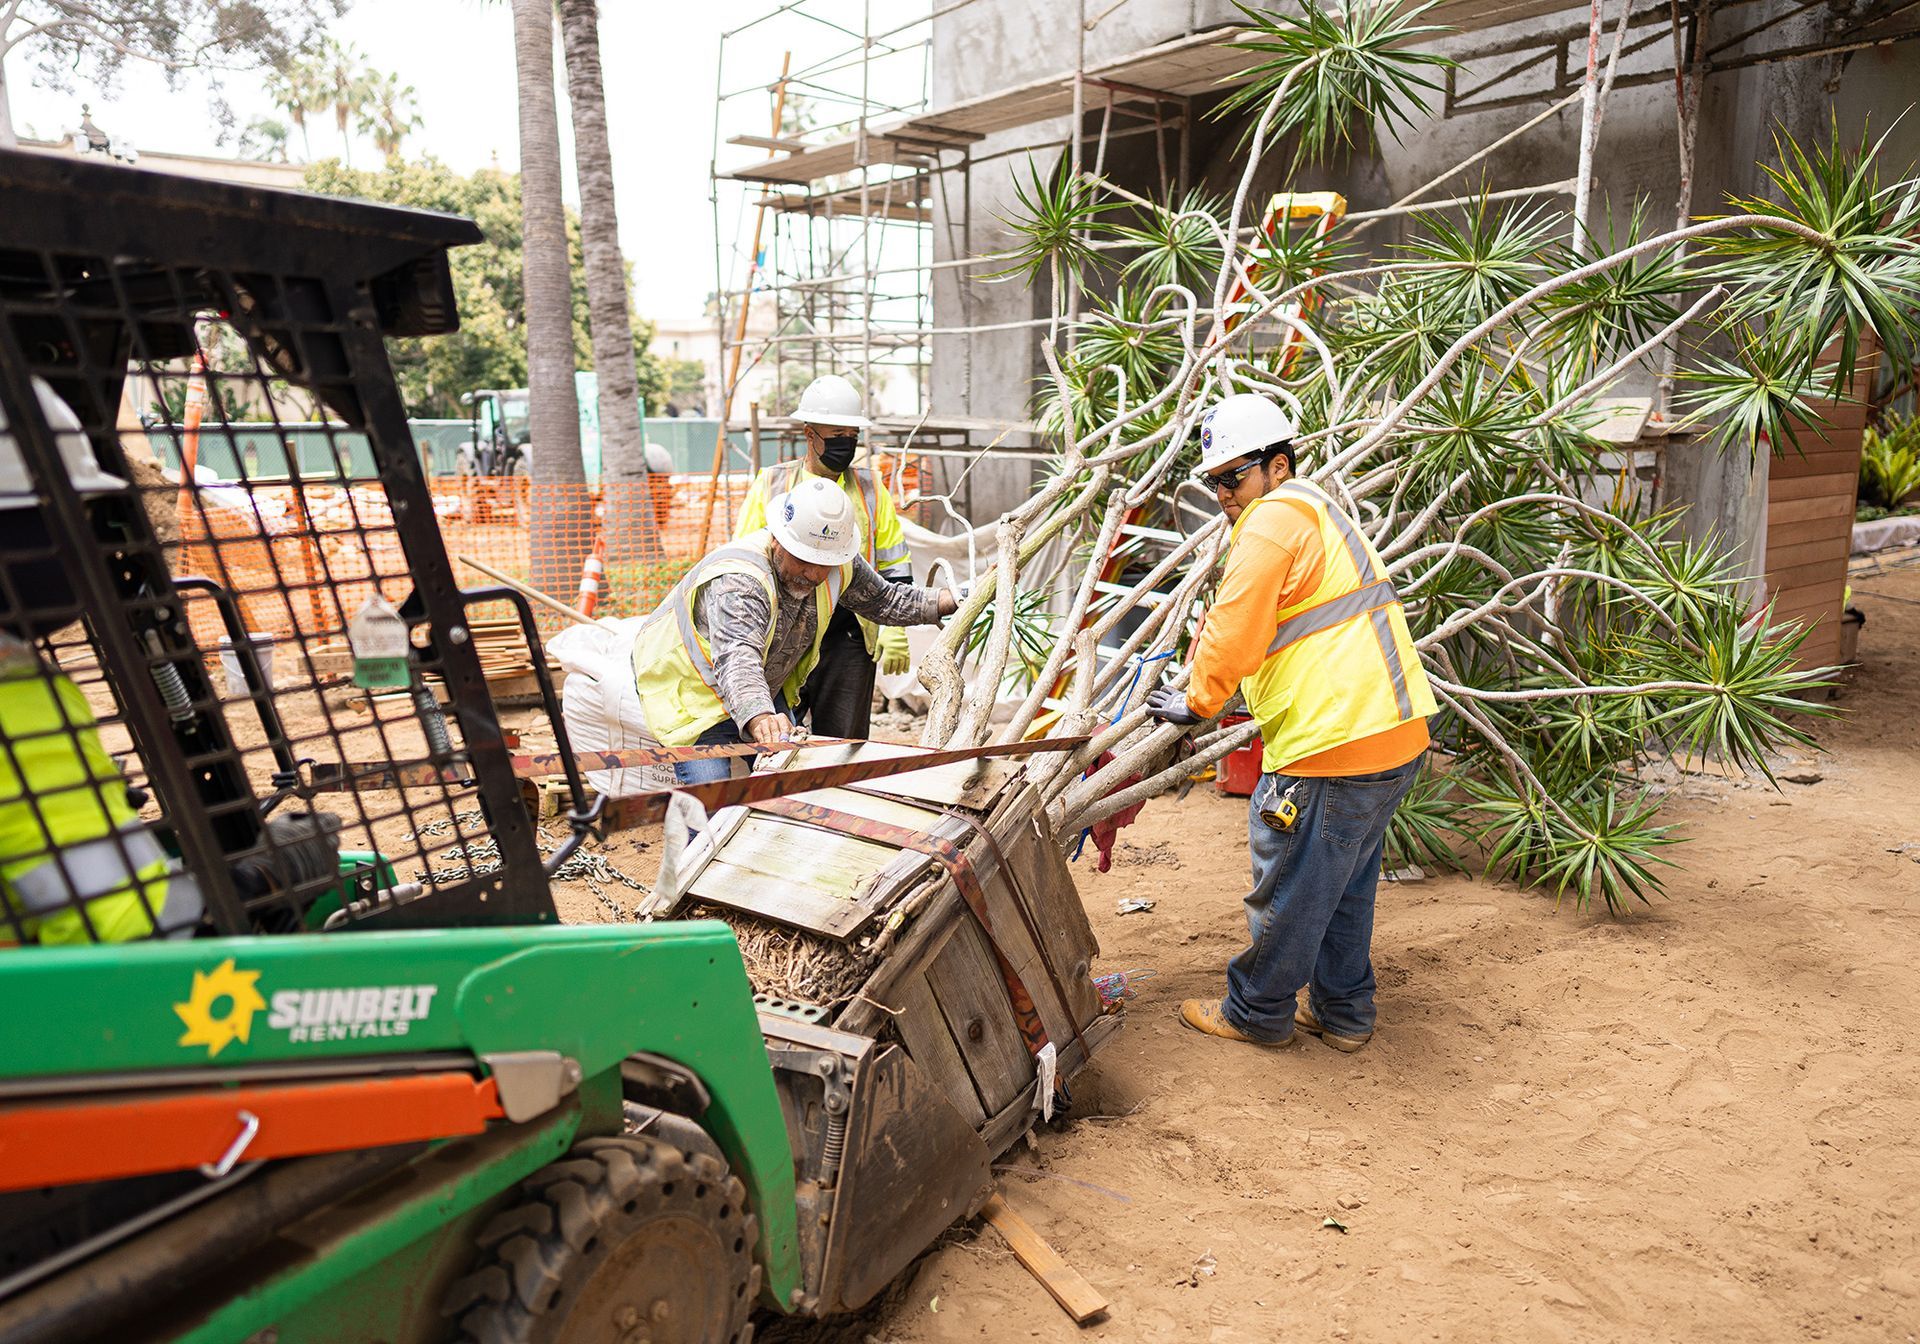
[706,0,1920,483]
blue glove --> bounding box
[1144,685,1200,726]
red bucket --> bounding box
[1215,714,1263,796]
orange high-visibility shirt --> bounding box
[1185,495,1428,777]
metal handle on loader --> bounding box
[199,1109,260,1179]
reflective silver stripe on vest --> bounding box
[1265,579,1401,656]
[875,540,911,573]
[1264,579,1419,724]
[1264,485,1418,724]
[11,825,165,911]
[1369,607,1415,720]
[852,467,878,537]
[1275,481,1377,582]
[670,544,777,685]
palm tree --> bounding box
[358,71,423,162]
[511,0,588,596]
[264,56,324,160]
[318,37,375,165]
[238,115,292,163]
[558,0,657,557]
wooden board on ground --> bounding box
[980,1191,1109,1324]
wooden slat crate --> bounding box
[667,741,1116,1154]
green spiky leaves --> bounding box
[1215,0,1454,170]
[989,154,1121,298]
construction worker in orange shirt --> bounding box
[1146,392,1437,1053]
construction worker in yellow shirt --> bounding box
[1146,393,1437,1053]
[734,374,913,738]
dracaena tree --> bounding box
[917,0,1917,914]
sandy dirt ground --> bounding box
[194,549,1919,1343]
[751,549,1920,1344]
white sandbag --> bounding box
[550,617,673,797]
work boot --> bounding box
[1295,1002,1372,1053]
[1179,999,1295,1047]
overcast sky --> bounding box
[7,2,926,320]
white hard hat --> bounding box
[0,376,129,509]
[1197,393,1297,475]
[770,477,862,567]
[643,441,674,474]
[791,374,870,430]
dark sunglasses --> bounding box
[1197,458,1268,493]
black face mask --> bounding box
[818,435,857,473]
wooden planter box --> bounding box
[1764,342,1877,672]
[1765,404,1863,671]
[658,741,1119,1315]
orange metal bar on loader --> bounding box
[1028,191,1349,733]
[0,1073,506,1192]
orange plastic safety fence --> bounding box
[175,458,923,648]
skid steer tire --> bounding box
[445,1135,759,1344]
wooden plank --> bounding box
[1768,578,1846,612]
[1770,445,1862,477]
[1767,493,1855,526]
[890,961,989,1127]
[1765,535,1851,573]
[689,857,855,932]
[1767,590,1846,628]
[1767,565,1847,599]
[1767,516,1856,549]
[727,133,809,152]
[1795,402,1869,431]
[790,785,946,832]
[1767,470,1860,503]
[721,814,897,889]
[980,1192,1109,1324]
[989,787,1102,1030]
[925,918,1033,1118]
[781,741,1013,810]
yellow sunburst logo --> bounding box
[173,958,267,1058]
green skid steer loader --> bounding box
[0,148,845,1344]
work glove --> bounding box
[877,625,912,676]
[1144,685,1200,726]
[234,810,344,898]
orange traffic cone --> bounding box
[576,523,608,617]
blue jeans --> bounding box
[673,694,791,787]
[1222,757,1422,1043]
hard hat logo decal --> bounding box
[783,499,796,523]
[174,958,267,1058]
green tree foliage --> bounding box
[1860,414,1920,512]
[0,0,341,146]
[657,357,708,416]
[302,158,666,419]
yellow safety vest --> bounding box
[736,459,911,656]
[631,530,850,747]
[1231,481,1437,772]
[0,638,195,944]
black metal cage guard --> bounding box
[0,147,571,936]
